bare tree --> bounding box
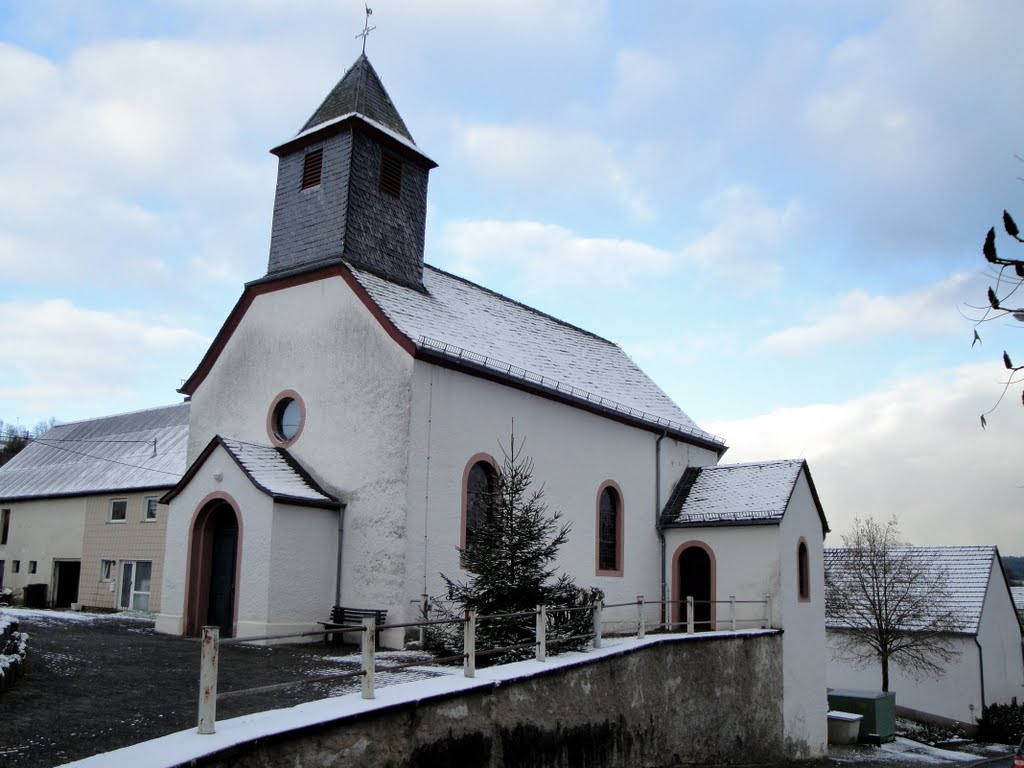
[824,516,961,692]
[968,206,1024,427]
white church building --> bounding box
[154,54,830,754]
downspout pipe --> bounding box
[655,432,666,626]
[334,502,347,607]
[975,635,986,716]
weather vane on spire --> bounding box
[356,5,375,54]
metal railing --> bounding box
[195,594,773,734]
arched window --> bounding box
[797,539,810,601]
[596,482,623,576]
[463,459,497,558]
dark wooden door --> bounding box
[680,547,712,631]
[207,511,238,638]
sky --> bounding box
[1,0,1022,549]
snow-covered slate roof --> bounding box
[0,403,189,500]
[824,545,998,635]
[161,436,339,509]
[660,459,816,527]
[350,263,724,448]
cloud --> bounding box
[679,185,806,290]
[0,299,209,423]
[759,273,972,355]
[453,122,653,221]
[705,363,1024,548]
[437,220,673,288]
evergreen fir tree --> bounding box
[429,434,602,664]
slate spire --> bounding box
[300,53,415,144]
[263,55,436,289]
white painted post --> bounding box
[361,617,375,700]
[464,610,476,678]
[197,626,219,735]
[764,594,773,628]
[419,593,428,646]
[636,595,646,640]
[729,595,736,631]
[535,605,546,662]
[686,596,694,634]
[593,600,603,649]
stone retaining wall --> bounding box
[193,632,786,768]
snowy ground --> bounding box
[830,737,1009,765]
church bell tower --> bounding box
[264,54,436,290]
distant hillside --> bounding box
[1003,555,1024,583]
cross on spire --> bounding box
[355,5,376,54]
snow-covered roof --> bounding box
[1010,586,1024,615]
[350,263,724,448]
[660,459,819,527]
[824,545,998,635]
[162,436,339,509]
[0,403,189,500]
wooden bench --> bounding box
[318,606,387,644]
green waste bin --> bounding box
[24,583,47,608]
[828,688,896,743]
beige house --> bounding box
[0,403,188,611]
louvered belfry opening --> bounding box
[379,152,402,197]
[301,148,324,189]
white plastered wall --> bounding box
[403,362,721,626]
[166,275,415,634]
[0,496,85,598]
[977,559,1024,708]
[778,472,828,758]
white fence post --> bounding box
[593,600,603,649]
[535,605,546,662]
[729,595,736,631]
[464,610,476,678]
[197,626,219,735]
[686,596,694,634]
[636,595,646,640]
[420,593,429,646]
[361,616,376,700]
[764,594,773,628]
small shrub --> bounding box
[975,701,1024,744]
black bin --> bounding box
[23,583,47,608]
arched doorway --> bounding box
[186,498,240,638]
[673,541,716,632]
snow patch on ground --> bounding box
[830,737,1007,764]
[0,608,153,624]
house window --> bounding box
[12,560,20,574]
[301,148,324,189]
[28,561,36,574]
[1,508,9,544]
[380,152,402,197]
[463,458,497,559]
[596,482,624,576]
[144,497,158,522]
[100,560,115,582]
[798,539,810,601]
[109,499,127,522]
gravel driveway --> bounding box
[0,608,442,767]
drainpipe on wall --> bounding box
[655,432,666,626]
[335,502,347,607]
[975,636,986,715]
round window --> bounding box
[274,398,302,441]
